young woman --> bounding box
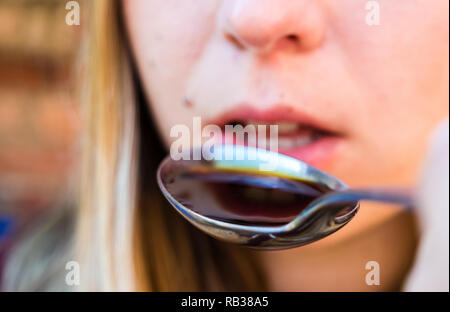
[3,0,448,291]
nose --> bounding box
[222,0,325,53]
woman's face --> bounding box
[123,1,448,233]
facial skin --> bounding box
[123,0,449,290]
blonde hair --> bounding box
[77,0,265,291]
[2,0,265,292]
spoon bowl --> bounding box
[157,145,360,249]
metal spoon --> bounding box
[157,145,413,250]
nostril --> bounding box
[224,32,246,50]
[286,34,299,42]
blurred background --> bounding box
[0,0,82,245]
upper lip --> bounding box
[206,104,342,136]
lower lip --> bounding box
[220,133,343,169]
[278,136,343,168]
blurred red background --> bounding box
[0,0,82,223]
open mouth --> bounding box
[225,119,338,150]
[207,105,344,166]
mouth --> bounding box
[228,120,335,149]
[208,105,344,167]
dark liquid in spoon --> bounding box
[162,168,332,226]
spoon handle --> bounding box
[320,188,414,210]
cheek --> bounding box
[123,0,220,143]
[323,1,448,184]
[331,1,448,106]
[328,0,448,139]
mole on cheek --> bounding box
[184,97,194,109]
